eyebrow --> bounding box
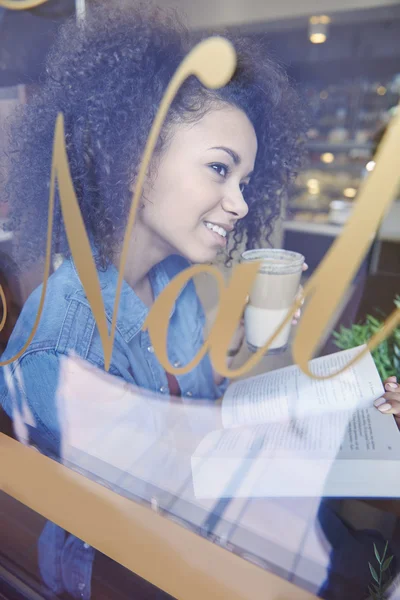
[209,146,254,178]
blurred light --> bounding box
[343,187,357,198]
[366,160,376,172]
[377,86,387,96]
[307,178,320,195]
[320,15,331,24]
[307,128,319,139]
[309,15,330,43]
[310,15,331,24]
[320,90,329,100]
[321,152,335,163]
[310,33,327,44]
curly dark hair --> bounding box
[2,0,306,270]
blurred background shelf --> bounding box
[305,141,373,151]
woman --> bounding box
[0,1,306,438]
[1,3,399,599]
[0,4,306,596]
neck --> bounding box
[114,221,173,292]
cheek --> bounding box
[182,176,221,214]
[145,167,219,227]
[143,193,185,229]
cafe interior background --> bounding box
[1,1,400,599]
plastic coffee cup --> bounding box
[241,249,305,354]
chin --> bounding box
[180,245,218,265]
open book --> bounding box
[192,346,400,498]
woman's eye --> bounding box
[211,163,229,177]
[240,182,249,194]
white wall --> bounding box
[167,0,400,29]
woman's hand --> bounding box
[292,262,308,325]
[374,376,400,427]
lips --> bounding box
[203,221,232,248]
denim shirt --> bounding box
[0,253,228,599]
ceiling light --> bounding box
[309,16,330,44]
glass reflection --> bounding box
[1,2,400,600]
[2,352,400,598]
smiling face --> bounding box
[137,105,258,264]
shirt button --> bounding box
[186,391,193,397]
[83,543,90,549]
[159,386,167,393]
[173,361,181,368]
[147,345,154,353]
[78,583,86,591]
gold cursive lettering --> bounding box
[145,260,303,377]
[292,107,400,379]
[108,37,236,371]
[1,28,399,381]
[1,114,63,366]
[145,106,400,380]
[143,262,261,376]
[0,284,6,333]
[0,0,49,9]
[0,37,237,370]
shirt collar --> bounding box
[69,254,190,343]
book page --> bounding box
[192,407,400,498]
[198,408,400,461]
[222,346,384,429]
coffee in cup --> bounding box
[241,249,305,354]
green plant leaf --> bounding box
[333,309,400,382]
[382,541,389,562]
[382,555,393,571]
[369,562,379,583]
[374,543,381,563]
[368,315,382,327]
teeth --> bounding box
[204,221,227,238]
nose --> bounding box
[221,185,249,220]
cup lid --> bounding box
[240,248,305,274]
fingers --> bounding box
[296,286,305,304]
[374,393,400,414]
[385,381,398,391]
[374,376,400,416]
[373,377,400,428]
[302,262,309,272]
